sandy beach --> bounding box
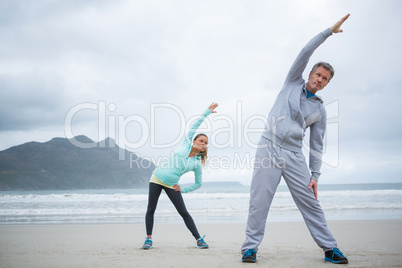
[0,219,401,268]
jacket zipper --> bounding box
[280,97,310,146]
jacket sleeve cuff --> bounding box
[311,172,320,181]
[324,28,333,38]
[181,182,201,194]
[203,108,212,117]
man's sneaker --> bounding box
[325,248,348,264]
[242,249,257,263]
[141,237,153,249]
[197,235,209,249]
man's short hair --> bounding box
[311,62,335,81]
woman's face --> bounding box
[193,135,208,152]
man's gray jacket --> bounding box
[262,28,333,181]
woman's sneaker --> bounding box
[141,237,153,249]
[325,248,348,264]
[197,235,209,249]
[242,249,257,263]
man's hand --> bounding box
[308,179,318,199]
[330,14,350,33]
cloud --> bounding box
[0,73,68,130]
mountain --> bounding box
[0,135,155,190]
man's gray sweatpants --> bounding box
[241,137,337,253]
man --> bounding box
[241,14,350,264]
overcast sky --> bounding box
[1,0,401,185]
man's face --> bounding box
[306,66,332,93]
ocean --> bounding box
[0,183,401,224]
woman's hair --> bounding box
[193,133,208,166]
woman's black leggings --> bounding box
[145,182,201,240]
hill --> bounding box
[0,135,155,190]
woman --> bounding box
[142,102,218,250]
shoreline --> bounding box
[1,209,401,225]
[1,219,401,267]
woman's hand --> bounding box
[173,184,181,192]
[330,14,350,34]
[208,102,219,113]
